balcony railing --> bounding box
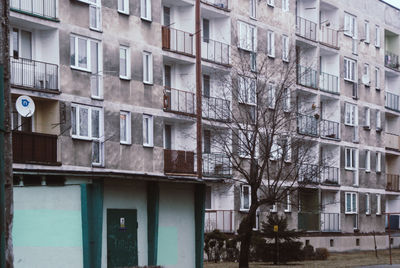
[164,149,195,174]
[298,212,320,231]
[201,38,230,65]
[205,210,234,233]
[387,174,400,192]
[11,57,59,92]
[163,87,196,116]
[320,119,340,140]
[10,0,57,20]
[297,113,318,136]
[201,0,229,10]
[320,26,339,48]
[385,51,399,70]
[320,213,340,232]
[321,166,339,185]
[202,95,230,121]
[297,65,317,88]
[202,153,231,177]
[386,133,400,151]
[296,16,317,41]
[12,131,58,165]
[319,72,339,94]
[298,163,319,184]
[385,92,400,112]
[162,26,194,56]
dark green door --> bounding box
[107,209,138,268]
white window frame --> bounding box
[364,21,370,43]
[141,0,152,21]
[267,31,275,58]
[267,0,274,7]
[282,0,289,12]
[365,193,371,215]
[239,130,255,158]
[270,202,277,213]
[345,192,358,214]
[89,0,102,31]
[240,184,251,211]
[345,102,358,126]
[143,114,154,147]
[376,110,382,130]
[70,35,91,72]
[118,0,129,15]
[344,12,357,38]
[365,150,371,172]
[375,25,380,48]
[238,76,256,105]
[253,210,260,230]
[120,111,131,145]
[283,88,291,112]
[71,103,103,141]
[344,57,357,82]
[249,0,256,19]
[376,152,382,173]
[364,107,370,128]
[238,21,257,52]
[284,189,291,212]
[143,51,153,84]
[375,67,380,89]
[250,52,257,72]
[363,63,370,84]
[282,35,289,62]
[267,82,276,109]
[119,46,131,79]
[345,147,358,170]
[376,194,381,215]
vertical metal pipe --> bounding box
[196,0,202,178]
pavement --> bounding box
[356,265,400,268]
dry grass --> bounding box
[204,249,400,267]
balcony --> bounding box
[321,166,339,185]
[12,131,59,165]
[320,26,339,48]
[297,65,317,89]
[11,57,59,92]
[202,95,230,121]
[296,16,317,41]
[205,210,234,233]
[297,113,318,136]
[385,51,399,70]
[319,72,339,94]
[202,153,231,177]
[163,87,196,116]
[298,212,340,232]
[10,0,58,20]
[201,38,230,66]
[320,212,340,232]
[386,133,400,151]
[298,163,319,184]
[162,26,194,56]
[164,149,196,175]
[387,174,400,192]
[201,0,229,11]
[385,92,400,112]
[320,119,339,140]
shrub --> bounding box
[315,247,329,260]
[303,245,316,260]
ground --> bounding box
[204,249,400,267]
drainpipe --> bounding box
[195,0,202,179]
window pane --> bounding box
[120,113,127,142]
[78,38,88,68]
[92,141,100,164]
[79,107,89,137]
[13,29,19,58]
[71,106,77,135]
[243,186,249,209]
[70,36,75,66]
[92,109,100,138]
[352,194,356,212]
[143,117,149,144]
[120,48,127,77]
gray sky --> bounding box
[383,0,400,8]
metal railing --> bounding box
[11,57,58,91]
[164,149,195,174]
[163,86,196,115]
[385,91,400,112]
[297,65,317,88]
[320,26,339,48]
[386,133,400,151]
[320,119,340,140]
[321,166,339,185]
[385,51,399,70]
[205,210,234,233]
[202,95,230,121]
[297,113,318,136]
[296,16,317,41]
[202,153,231,177]
[201,0,229,10]
[201,38,230,65]
[387,174,400,192]
[298,163,319,184]
[10,0,57,20]
[319,72,339,94]
[320,213,340,232]
[162,26,194,56]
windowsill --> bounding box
[120,141,132,145]
[72,135,94,141]
[91,96,104,101]
[376,171,382,174]
[344,78,356,83]
[375,45,380,49]
[118,10,130,16]
[364,41,370,45]
[284,210,291,213]
[376,128,383,132]
[249,16,257,21]
[267,4,274,8]
[141,17,152,23]
[345,212,357,215]
[240,209,250,213]
[365,170,371,173]
[120,76,131,81]
[268,54,275,59]
[143,144,154,148]
[366,213,371,216]
[344,123,355,127]
[282,58,289,63]
[376,88,381,91]
[92,164,104,168]
[89,27,103,33]
[376,214,382,216]
[143,82,154,86]
[363,126,371,130]
[71,66,92,73]
[344,33,354,38]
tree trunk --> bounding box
[238,202,257,268]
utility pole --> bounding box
[195,0,202,179]
[0,0,13,267]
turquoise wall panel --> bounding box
[157,226,178,266]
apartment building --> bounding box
[7,0,400,267]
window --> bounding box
[270,202,277,212]
[203,75,210,97]
[363,64,370,85]
[249,0,256,18]
[345,147,358,170]
[282,0,289,12]
[375,67,380,89]
[376,110,381,130]
[70,35,100,72]
[267,83,276,109]
[365,193,371,215]
[364,21,370,43]
[141,0,152,21]
[143,114,154,147]
[284,189,291,212]
[345,103,358,126]
[267,31,275,57]
[203,19,210,42]
[118,0,129,14]
[345,192,358,214]
[283,88,291,112]
[253,211,260,230]
[344,57,357,82]
[376,194,381,215]
[375,25,380,47]
[238,76,256,105]
[238,21,257,52]
[240,185,251,211]
[344,13,357,37]
[203,130,211,153]
[250,52,257,72]
[120,111,131,144]
[164,124,172,149]
[364,107,370,128]
[239,130,254,158]
[267,0,274,7]
[11,28,32,60]
[205,186,212,210]
[119,46,131,79]
[163,6,170,26]
[376,152,382,173]
[71,104,103,140]
[282,35,289,62]
[365,150,371,172]
[89,2,102,31]
[143,51,153,84]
